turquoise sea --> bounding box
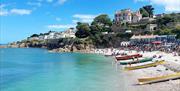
[0,48,126,91]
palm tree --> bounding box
[143,5,154,18]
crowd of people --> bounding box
[94,38,180,57]
[125,40,180,56]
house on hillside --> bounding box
[115,9,132,23]
[146,24,157,31]
[114,9,142,24]
[38,35,45,40]
[132,11,142,23]
[155,13,165,18]
[27,28,76,41]
[47,32,56,39]
[44,35,48,40]
[28,37,39,41]
[63,28,76,38]
[45,29,76,39]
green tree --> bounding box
[142,5,154,18]
[141,31,153,35]
[75,22,91,38]
[90,24,102,35]
[30,34,39,37]
[172,26,180,39]
[91,14,112,32]
[39,33,44,36]
[116,33,133,40]
[156,14,175,29]
[161,29,171,35]
[154,28,172,35]
[140,8,149,17]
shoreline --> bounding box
[1,47,180,91]
[115,50,180,91]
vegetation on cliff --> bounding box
[153,13,180,38]
[74,14,133,48]
[140,5,154,18]
[9,5,180,51]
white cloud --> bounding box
[73,14,97,19]
[0,4,32,16]
[72,14,97,23]
[47,24,75,29]
[150,0,180,12]
[0,4,8,16]
[47,14,97,30]
[135,0,180,12]
[0,10,8,16]
[10,9,32,15]
[72,20,79,24]
[27,2,42,7]
[55,17,61,21]
[58,0,67,4]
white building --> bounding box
[132,11,142,23]
[146,24,157,31]
[130,34,158,43]
[114,9,142,24]
[47,32,56,39]
[28,37,39,41]
[44,35,48,40]
[115,9,132,23]
[45,31,69,39]
[38,35,45,40]
[28,28,76,41]
[130,34,177,44]
[63,28,76,38]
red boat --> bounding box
[115,54,142,61]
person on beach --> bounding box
[132,57,135,61]
[153,55,157,58]
[158,55,162,58]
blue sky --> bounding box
[0,0,180,44]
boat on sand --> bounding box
[124,60,165,71]
[138,72,180,85]
[119,57,153,65]
[115,54,142,61]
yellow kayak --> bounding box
[124,60,165,71]
[138,72,180,85]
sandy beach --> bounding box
[95,49,180,91]
[121,51,180,91]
